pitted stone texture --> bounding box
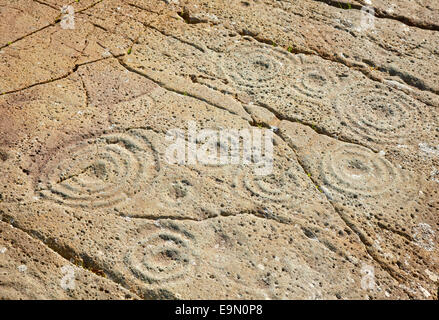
[0,58,405,299]
[0,73,110,202]
[44,0,102,12]
[334,0,439,29]
[0,0,438,300]
[174,0,439,105]
[0,203,411,299]
[0,8,137,94]
[120,216,408,299]
[0,0,59,48]
[77,58,158,107]
[122,18,439,184]
[117,27,251,121]
[0,221,138,299]
[280,121,439,299]
[0,68,340,225]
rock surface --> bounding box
[0,0,437,299]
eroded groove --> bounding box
[2,0,431,301]
[177,8,209,25]
[90,15,417,165]
[312,0,439,31]
[0,23,57,50]
[172,5,439,104]
[273,117,409,287]
[119,214,203,222]
[113,8,208,54]
[78,74,90,109]
[125,1,163,15]
[383,66,439,96]
[254,100,378,151]
[144,23,207,53]
[96,4,208,53]
[238,32,373,83]
[115,18,433,152]
[330,204,407,283]
[245,113,401,283]
[0,207,303,300]
[89,22,108,32]
[376,222,413,242]
[242,32,438,107]
[110,52,248,121]
[120,208,298,226]
[33,0,59,11]
[119,210,345,265]
[276,132,418,298]
[0,55,122,97]
[0,0,105,49]
[251,109,411,290]
[77,0,105,13]
[114,16,395,150]
[111,39,374,153]
[0,210,140,298]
